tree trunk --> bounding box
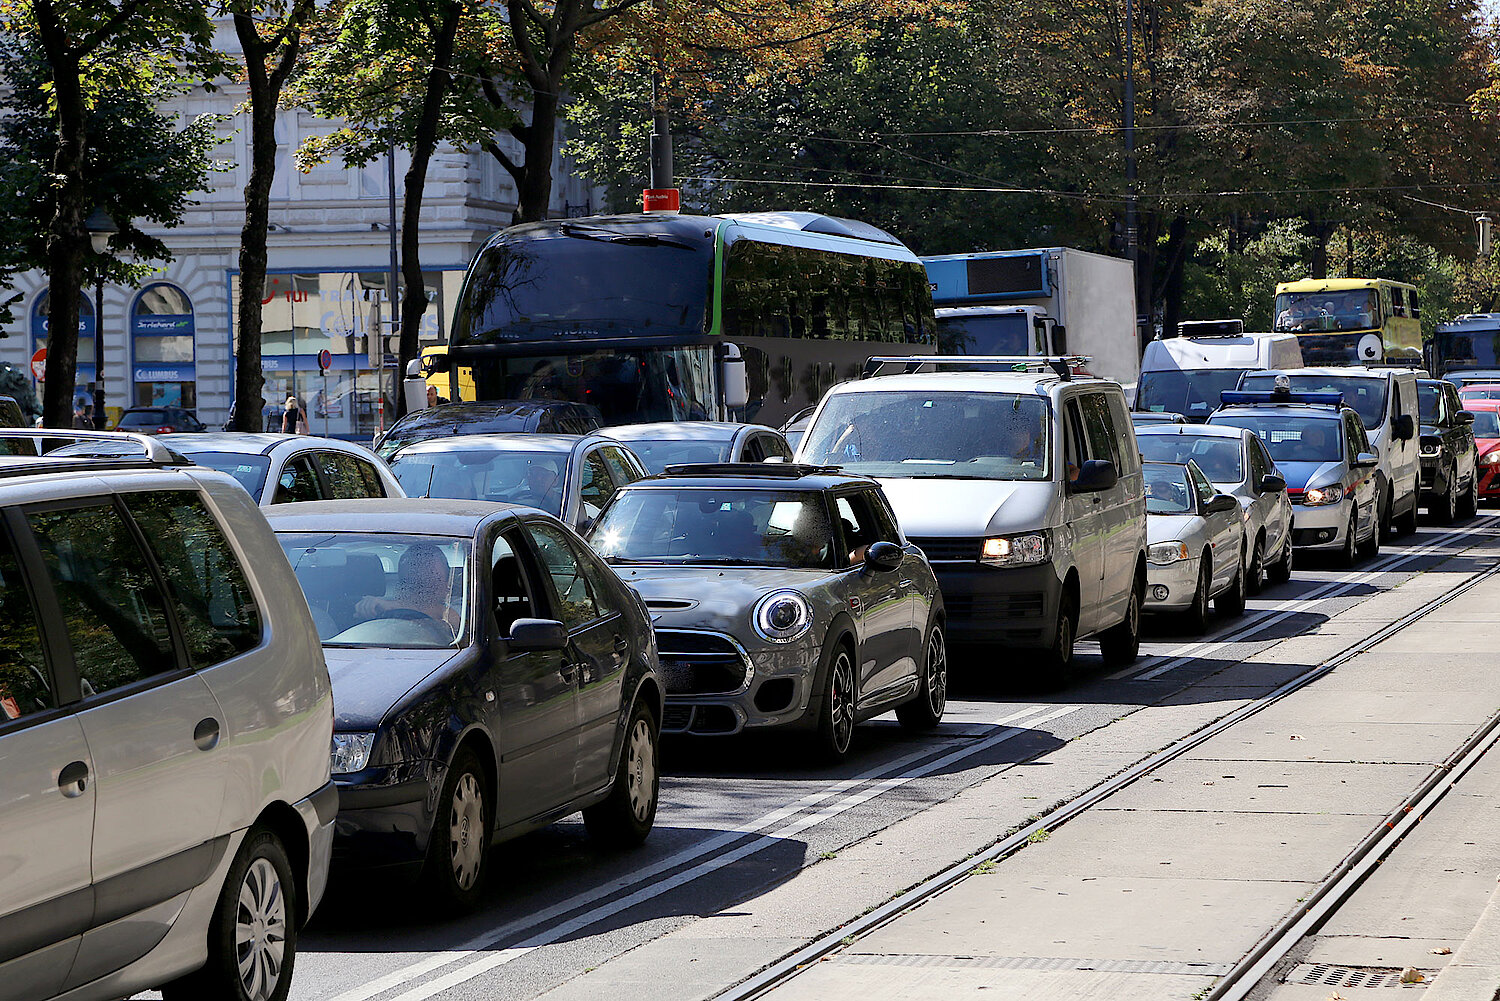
[514,88,560,224]
[394,0,462,421]
[34,0,89,429]
[1160,214,1191,339]
[233,14,277,432]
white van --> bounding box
[797,360,1148,684]
[1137,323,1303,422]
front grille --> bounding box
[659,704,743,735]
[655,630,751,695]
[662,705,693,731]
[909,536,981,562]
[944,592,1046,620]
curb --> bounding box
[1422,875,1500,1001]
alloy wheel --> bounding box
[830,651,855,753]
[448,772,485,891]
[235,857,288,1001]
[925,628,949,718]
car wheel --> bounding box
[1245,534,1265,596]
[896,621,947,730]
[1099,572,1142,666]
[1458,472,1479,519]
[161,827,297,1001]
[1037,590,1078,688]
[1267,538,1294,585]
[1377,487,1393,543]
[1183,559,1211,635]
[1215,561,1246,617]
[1339,505,1360,568]
[1436,474,1458,524]
[1358,503,1381,559]
[422,748,491,911]
[584,698,660,847]
[813,644,857,761]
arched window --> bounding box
[131,283,196,408]
[31,289,98,396]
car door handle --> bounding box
[193,717,221,752]
[58,760,89,798]
[612,635,630,656]
[559,661,579,683]
[898,579,914,590]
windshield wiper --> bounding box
[560,224,694,250]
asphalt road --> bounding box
[128,511,1500,1001]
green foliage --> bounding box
[0,363,41,418]
[1181,222,1314,331]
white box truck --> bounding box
[920,247,1139,384]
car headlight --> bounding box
[1419,439,1443,459]
[330,732,376,774]
[753,590,813,643]
[1483,450,1500,466]
[1302,483,1345,506]
[981,531,1050,567]
[1147,541,1190,566]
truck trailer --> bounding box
[920,247,1140,384]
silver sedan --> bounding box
[1143,460,1247,633]
[1137,423,1294,590]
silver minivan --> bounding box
[797,361,1148,683]
[0,433,335,1001]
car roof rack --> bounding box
[862,355,1092,381]
[0,429,194,478]
[658,462,844,478]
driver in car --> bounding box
[355,544,455,636]
[513,460,564,511]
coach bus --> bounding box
[433,212,937,427]
[1271,277,1422,366]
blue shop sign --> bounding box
[133,365,197,382]
[132,314,195,335]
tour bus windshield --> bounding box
[453,224,714,343]
[935,315,1030,355]
[800,391,1051,481]
[1239,373,1388,429]
[1210,415,1345,464]
[467,346,715,425]
[593,489,834,569]
[1438,327,1500,369]
[1274,290,1380,332]
[1137,434,1243,483]
[1137,368,1246,419]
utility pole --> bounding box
[383,138,400,433]
[650,72,673,191]
[1123,0,1138,271]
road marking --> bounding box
[321,702,1072,1001]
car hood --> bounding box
[323,646,459,729]
[1278,460,1344,490]
[615,565,844,632]
[1147,513,1202,545]
[875,478,1054,536]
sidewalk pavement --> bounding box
[759,557,1500,1000]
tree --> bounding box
[229,0,319,432]
[0,0,221,427]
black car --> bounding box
[374,400,604,459]
[114,405,206,434]
[265,499,663,909]
[1417,378,1479,522]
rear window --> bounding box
[118,410,167,426]
[181,452,272,497]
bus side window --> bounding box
[1410,290,1421,320]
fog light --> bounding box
[1319,529,1334,542]
[1151,584,1169,601]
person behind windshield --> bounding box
[512,458,564,511]
[355,544,455,632]
[997,421,1041,465]
[1294,424,1335,461]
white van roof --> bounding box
[1141,331,1303,373]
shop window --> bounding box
[131,283,196,409]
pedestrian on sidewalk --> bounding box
[281,395,309,435]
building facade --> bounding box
[0,38,600,435]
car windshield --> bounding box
[1240,373,1389,429]
[1210,415,1345,463]
[1460,387,1500,400]
[390,449,566,515]
[622,438,733,474]
[1471,410,1500,437]
[934,314,1029,355]
[1137,368,1247,419]
[179,452,271,496]
[1137,435,1243,483]
[593,489,834,569]
[277,533,469,649]
[1143,465,1194,514]
[378,409,535,458]
[118,410,169,427]
[800,391,1051,481]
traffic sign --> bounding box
[30,347,46,381]
[318,349,333,372]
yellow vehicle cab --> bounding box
[422,345,475,402]
[1272,278,1422,366]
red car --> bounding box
[1458,383,1500,404]
[1468,399,1500,501]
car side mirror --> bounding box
[1205,493,1239,516]
[1259,473,1287,493]
[507,618,569,652]
[863,540,904,573]
[1070,458,1118,493]
[1354,451,1380,470]
[1458,410,1476,425]
[1394,414,1416,440]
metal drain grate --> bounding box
[1290,963,1420,989]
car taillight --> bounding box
[156,426,174,434]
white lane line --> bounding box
[1114,522,1494,682]
[320,702,1064,1001]
[371,704,1080,1001]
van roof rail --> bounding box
[861,355,1093,381]
[0,429,193,478]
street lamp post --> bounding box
[85,208,117,430]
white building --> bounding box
[0,40,601,435]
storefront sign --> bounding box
[133,365,196,382]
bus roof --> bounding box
[1275,277,1415,294]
